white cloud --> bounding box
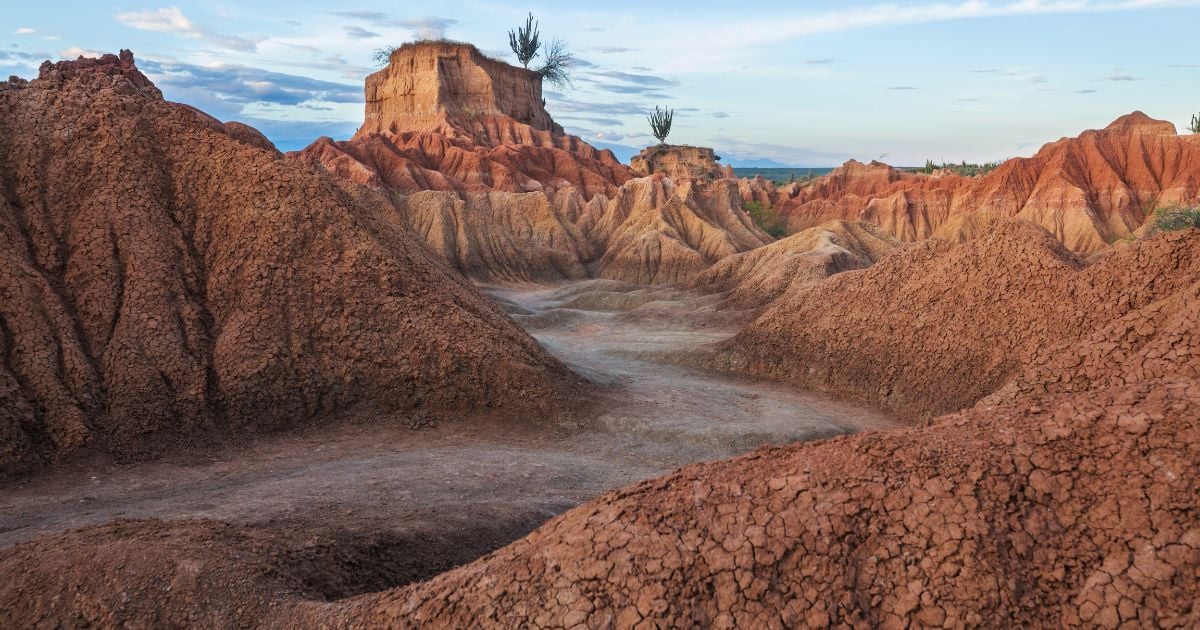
[116,7,197,34]
[59,47,104,59]
[15,27,37,35]
[116,6,261,52]
[636,0,1200,72]
[706,0,1200,44]
[329,12,457,40]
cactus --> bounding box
[1190,113,1200,134]
[648,106,674,144]
[508,13,541,68]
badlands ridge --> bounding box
[0,44,1198,628]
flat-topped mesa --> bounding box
[299,40,633,201]
[355,41,562,142]
[631,144,733,182]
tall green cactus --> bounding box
[649,106,674,144]
[508,13,541,68]
[1190,113,1200,134]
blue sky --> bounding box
[4,1,1198,165]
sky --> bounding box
[3,1,1199,166]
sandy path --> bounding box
[0,282,896,557]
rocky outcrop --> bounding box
[298,41,632,200]
[0,51,579,475]
[582,177,773,284]
[357,41,560,137]
[716,219,1200,419]
[393,189,597,281]
[691,220,900,307]
[770,114,1200,253]
[631,144,732,182]
[296,42,778,284]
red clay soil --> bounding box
[717,220,1200,420]
[341,378,1199,628]
[0,51,580,476]
[5,379,1193,628]
[771,113,1200,253]
[0,515,546,628]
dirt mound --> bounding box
[7,384,1196,628]
[0,51,578,475]
[716,219,1200,419]
[0,515,543,628]
[337,378,1200,628]
[770,113,1200,252]
[691,220,900,307]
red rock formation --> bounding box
[296,42,779,284]
[581,176,773,284]
[356,41,559,137]
[298,42,632,200]
[393,189,597,281]
[717,219,1200,419]
[771,114,1200,253]
[691,220,899,307]
[0,51,579,475]
[631,144,732,181]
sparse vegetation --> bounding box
[1190,113,1200,134]
[508,13,541,68]
[744,201,788,238]
[733,168,829,185]
[1152,204,1200,232]
[913,159,1002,177]
[372,45,399,66]
[536,38,574,88]
[649,106,674,144]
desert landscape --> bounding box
[1,4,1199,628]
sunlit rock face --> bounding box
[356,40,561,139]
[763,112,1200,253]
[632,144,733,182]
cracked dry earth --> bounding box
[0,283,894,626]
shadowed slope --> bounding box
[0,51,579,475]
[717,220,1200,419]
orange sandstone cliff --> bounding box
[768,113,1200,253]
